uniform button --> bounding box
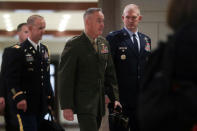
[41,83,44,86]
[138,76,140,79]
[41,69,43,72]
[41,62,43,64]
[41,76,44,79]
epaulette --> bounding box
[12,44,21,49]
[97,35,106,41]
[45,44,50,57]
[71,35,79,41]
[109,30,122,35]
[66,35,79,43]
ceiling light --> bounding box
[3,14,10,19]
[58,14,71,32]
[3,14,14,32]
[6,27,14,32]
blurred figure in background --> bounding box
[138,0,197,130]
[17,23,29,44]
[0,23,29,116]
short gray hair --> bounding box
[123,4,141,16]
[83,8,102,20]
[27,15,44,25]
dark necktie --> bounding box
[37,45,40,53]
[133,34,139,53]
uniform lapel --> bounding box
[138,32,145,56]
[81,32,97,55]
[122,28,139,57]
[25,40,37,57]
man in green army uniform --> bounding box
[58,8,121,131]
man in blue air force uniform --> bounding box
[106,4,151,131]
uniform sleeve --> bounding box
[2,48,25,104]
[58,41,78,110]
[104,41,119,102]
[44,46,55,109]
[106,34,117,59]
[0,73,5,97]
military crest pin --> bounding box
[121,54,126,60]
[119,47,127,52]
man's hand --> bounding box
[114,101,122,109]
[0,97,5,111]
[17,99,27,112]
[63,109,74,121]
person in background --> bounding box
[106,4,151,131]
[0,23,29,116]
[16,23,29,44]
[139,0,197,130]
[2,15,54,131]
[58,8,121,131]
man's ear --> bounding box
[121,15,124,22]
[28,25,32,31]
[138,15,142,21]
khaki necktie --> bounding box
[92,41,98,52]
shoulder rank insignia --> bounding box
[13,45,20,49]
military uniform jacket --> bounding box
[58,32,119,116]
[0,45,19,98]
[0,44,20,98]
[0,73,5,97]
[1,40,53,115]
[106,28,151,108]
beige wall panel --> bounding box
[141,11,166,22]
[158,22,172,42]
[139,23,158,50]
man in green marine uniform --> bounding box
[58,8,121,131]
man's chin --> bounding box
[127,27,136,31]
[98,31,103,36]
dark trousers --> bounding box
[77,114,102,131]
[5,113,42,131]
[21,114,40,131]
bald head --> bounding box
[123,4,141,16]
[122,4,142,32]
[27,15,44,26]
